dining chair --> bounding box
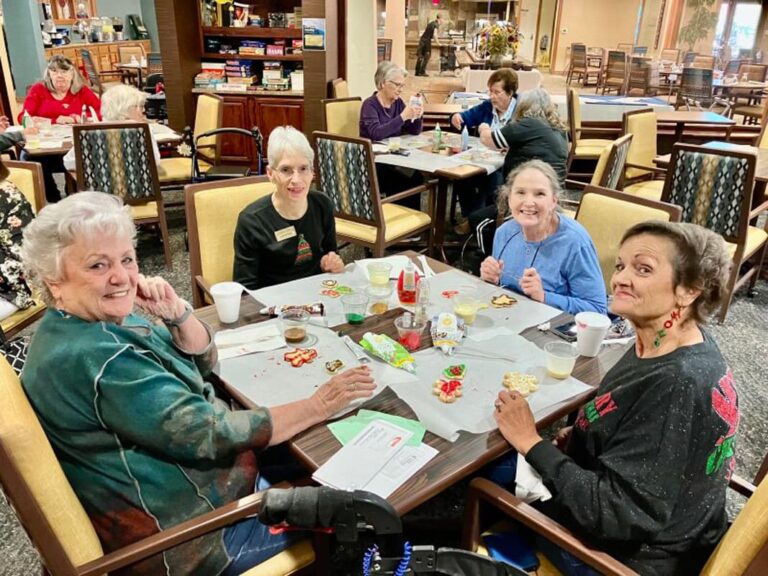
[321,97,363,138]
[566,43,587,85]
[158,93,223,185]
[660,48,680,64]
[730,64,768,117]
[662,143,767,322]
[117,44,145,64]
[184,176,275,308]
[627,56,657,96]
[620,109,667,200]
[575,185,682,290]
[733,87,768,125]
[617,42,634,53]
[723,59,745,76]
[79,48,125,95]
[461,451,768,576]
[755,102,768,148]
[683,51,698,66]
[330,77,349,98]
[147,52,163,76]
[691,54,716,69]
[600,50,628,95]
[633,46,648,56]
[566,88,613,171]
[73,122,172,269]
[313,131,435,258]
[675,67,714,109]
[0,356,316,576]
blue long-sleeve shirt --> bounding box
[359,93,423,141]
[458,98,516,131]
[492,215,607,315]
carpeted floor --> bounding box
[2,196,766,575]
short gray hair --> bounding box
[620,221,731,324]
[43,54,86,95]
[374,61,407,90]
[101,84,148,121]
[498,159,562,216]
[266,126,314,168]
[21,192,136,305]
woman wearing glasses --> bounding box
[360,61,423,141]
[480,160,607,315]
[233,126,344,289]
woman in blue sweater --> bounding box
[480,160,607,315]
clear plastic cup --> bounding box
[210,282,243,324]
[342,293,368,325]
[367,261,392,287]
[280,308,310,344]
[544,341,578,379]
[394,313,426,351]
[388,136,402,152]
[453,295,482,325]
[367,284,393,315]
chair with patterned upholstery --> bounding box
[621,109,666,200]
[184,176,276,308]
[158,93,224,185]
[314,131,435,257]
[0,356,316,576]
[576,185,682,290]
[322,97,363,138]
[662,143,767,322]
[73,122,172,269]
[566,88,613,173]
[0,161,47,339]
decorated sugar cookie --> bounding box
[442,364,467,380]
[502,371,539,396]
[283,348,318,368]
[321,279,338,288]
[325,359,345,374]
[321,289,341,298]
[491,294,517,308]
[441,290,459,299]
[433,379,463,403]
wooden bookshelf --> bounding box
[201,26,302,39]
[201,53,304,62]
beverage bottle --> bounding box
[397,260,420,305]
[414,279,430,325]
[22,111,31,128]
[461,125,469,151]
[432,122,442,153]
[81,104,88,123]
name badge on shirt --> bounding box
[274,226,297,242]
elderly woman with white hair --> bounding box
[234,125,344,289]
[359,60,423,141]
[20,192,375,575]
[63,84,160,171]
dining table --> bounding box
[655,110,736,141]
[197,252,629,515]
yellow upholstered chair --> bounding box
[314,131,435,257]
[462,465,768,576]
[158,93,223,184]
[621,108,665,200]
[331,77,350,98]
[73,122,172,269]
[576,185,682,290]
[0,357,315,576]
[566,88,613,171]
[185,176,275,307]
[322,97,363,138]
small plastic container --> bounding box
[544,341,579,379]
[280,308,310,343]
[367,284,393,315]
[367,261,392,287]
[342,293,368,325]
[394,313,426,351]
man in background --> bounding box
[415,13,443,76]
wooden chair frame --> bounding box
[600,50,628,95]
[184,175,271,308]
[565,133,634,194]
[79,48,125,95]
[73,122,172,269]
[661,143,767,322]
[313,131,436,258]
[4,159,46,213]
[621,108,667,186]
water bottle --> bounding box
[461,125,469,151]
[81,104,88,123]
[433,122,442,153]
[22,111,31,128]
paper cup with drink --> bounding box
[574,312,611,357]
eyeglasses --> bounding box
[275,165,313,179]
[387,80,406,90]
[49,68,73,76]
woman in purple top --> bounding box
[360,61,423,141]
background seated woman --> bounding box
[470,88,569,252]
[234,126,344,290]
[480,160,606,315]
[20,192,375,575]
[18,55,102,204]
[493,221,737,576]
[0,157,35,321]
[63,84,161,171]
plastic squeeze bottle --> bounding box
[432,122,442,153]
[461,125,469,151]
[397,260,420,305]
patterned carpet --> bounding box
[1,200,766,575]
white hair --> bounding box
[21,192,136,304]
[101,84,148,121]
[266,125,314,168]
[374,61,408,90]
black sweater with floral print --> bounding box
[0,180,35,310]
[527,331,738,576]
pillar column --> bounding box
[385,0,406,68]
[346,0,377,97]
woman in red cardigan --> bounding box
[18,55,101,203]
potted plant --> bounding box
[678,0,718,51]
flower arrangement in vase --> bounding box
[478,22,522,67]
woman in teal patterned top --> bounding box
[20,192,376,575]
